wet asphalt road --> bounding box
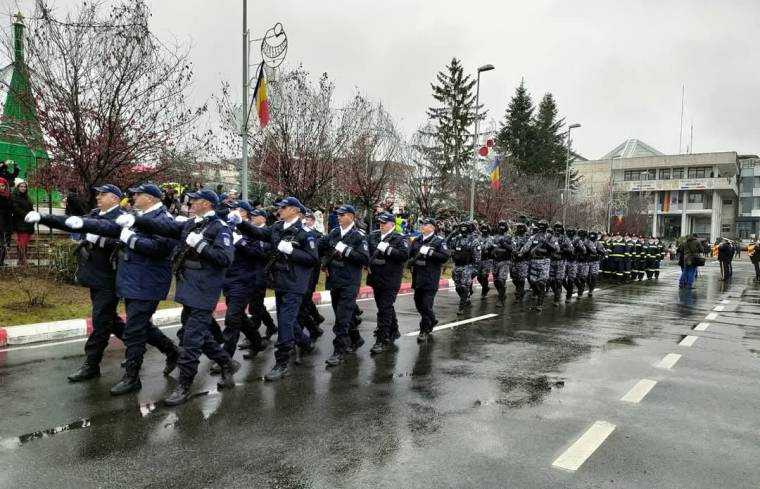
[1,261,759,488]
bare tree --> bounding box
[8,0,208,205]
[404,125,448,217]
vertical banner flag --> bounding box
[254,63,270,128]
[488,156,501,190]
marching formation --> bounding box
[23,183,665,406]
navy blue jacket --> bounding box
[367,230,409,290]
[305,227,323,293]
[223,229,272,297]
[134,213,234,310]
[237,219,318,294]
[40,207,122,291]
[320,225,370,290]
[410,233,450,290]
[81,206,176,301]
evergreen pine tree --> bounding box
[533,92,567,176]
[496,78,535,173]
[424,57,481,185]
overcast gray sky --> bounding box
[7,0,760,159]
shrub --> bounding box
[46,239,79,284]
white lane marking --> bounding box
[404,314,498,337]
[655,353,682,369]
[678,335,699,347]
[694,322,709,331]
[552,421,616,471]
[720,299,731,304]
[713,305,725,312]
[705,312,718,320]
[620,379,657,403]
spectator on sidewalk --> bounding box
[749,240,760,282]
[679,233,703,289]
[11,180,34,266]
[0,177,11,266]
[0,160,19,184]
[717,238,733,281]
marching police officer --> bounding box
[477,223,494,298]
[520,220,558,311]
[367,211,410,354]
[563,227,578,300]
[447,221,480,315]
[491,220,512,306]
[241,208,278,346]
[298,209,325,340]
[574,229,590,296]
[319,204,370,367]
[213,200,268,369]
[67,183,182,395]
[236,196,318,380]
[586,230,606,296]
[125,188,238,405]
[410,218,450,342]
[549,222,572,306]
[608,233,626,282]
[26,184,179,384]
[510,222,530,303]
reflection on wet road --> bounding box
[1,262,759,488]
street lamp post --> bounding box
[607,155,621,233]
[469,63,494,221]
[240,0,249,201]
[562,123,581,224]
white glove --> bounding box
[334,241,347,254]
[85,233,100,244]
[115,214,135,228]
[24,211,41,223]
[65,216,84,229]
[185,232,203,248]
[419,245,431,256]
[227,210,242,225]
[277,240,294,255]
[377,241,390,253]
[232,232,243,245]
[119,228,135,244]
[175,215,189,223]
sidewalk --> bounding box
[0,279,456,347]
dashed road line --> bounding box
[694,322,709,331]
[404,314,498,337]
[678,335,699,347]
[705,312,719,321]
[713,305,725,312]
[720,299,731,304]
[620,379,657,403]
[552,421,616,471]
[655,353,682,369]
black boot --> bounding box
[417,331,432,343]
[654,270,660,279]
[67,363,100,382]
[576,279,585,297]
[325,350,345,367]
[588,277,596,296]
[513,281,525,303]
[564,279,573,300]
[370,337,388,354]
[217,360,240,389]
[164,382,192,406]
[110,371,142,396]
[265,362,289,381]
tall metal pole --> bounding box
[468,71,482,221]
[241,0,249,200]
[607,156,616,233]
[562,128,572,224]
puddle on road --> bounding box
[1,418,91,449]
[604,335,639,349]
[472,375,566,410]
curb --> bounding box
[0,279,455,347]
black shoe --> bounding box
[347,337,365,353]
[164,383,192,406]
[243,342,267,360]
[163,351,179,376]
[417,331,431,343]
[217,360,239,389]
[496,300,504,308]
[110,374,142,396]
[265,363,289,381]
[370,340,387,355]
[325,351,344,367]
[67,363,100,382]
[209,363,222,375]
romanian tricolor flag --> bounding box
[488,156,501,190]
[253,63,270,128]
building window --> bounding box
[742,177,754,193]
[659,168,671,180]
[645,169,656,180]
[688,193,704,203]
[723,199,733,205]
[687,167,707,179]
[672,167,684,179]
[741,197,753,213]
[624,170,641,181]
[737,221,753,239]
[722,224,733,234]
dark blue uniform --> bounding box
[80,205,180,381]
[320,225,370,354]
[367,229,410,344]
[134,212,235,384]
[410,233,449,335]
[297,226,325,339]
[220,229,271,357]
[238,218,319,366]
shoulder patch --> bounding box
[310,239,316,249]
[223,235,231,247]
